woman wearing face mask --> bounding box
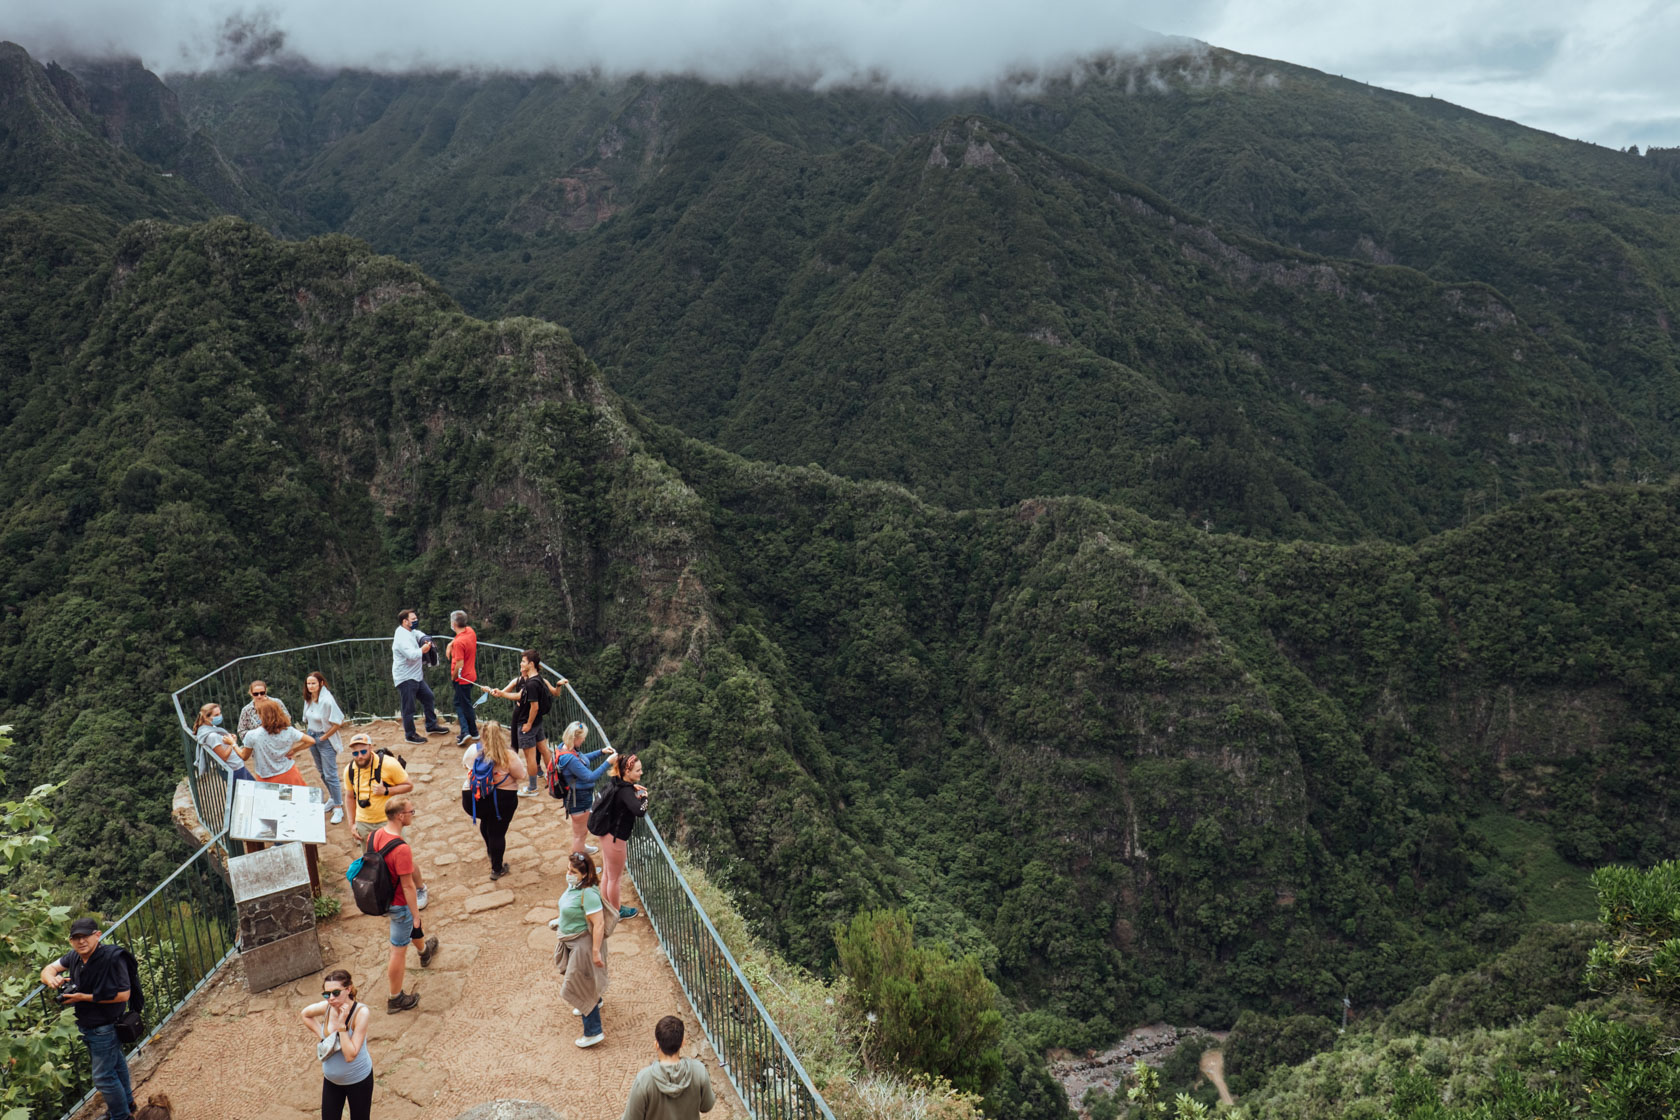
[300,969,374,1120]
[302,671,347,825]
[590,752,649,920]
[554,849,617,1048]
[193,702,253,784]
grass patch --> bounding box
[1472,812,1598,923]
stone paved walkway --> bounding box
[137,721,743,1120]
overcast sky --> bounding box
[7,0,1676,148]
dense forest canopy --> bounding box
[1,37,1677,1117]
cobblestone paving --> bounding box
[135,721,742,1120]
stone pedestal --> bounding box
[229,844,323,992]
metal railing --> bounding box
[7,833,239,1119]
[169,637,834,1120]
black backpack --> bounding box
[586,783,619,837]
[349,832,408,917]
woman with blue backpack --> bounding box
[458,722,526,880]
[550,721,615,856]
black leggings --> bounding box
[322,1072,373,1120]
[460,788,520,869]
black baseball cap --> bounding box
[69,918,101,937]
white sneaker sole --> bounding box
[575,1034,605,1048]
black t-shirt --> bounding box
[56,943,131,1027]
[514,675,550,729]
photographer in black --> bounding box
[41,917,137,1120]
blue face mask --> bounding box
[211,714,225,727]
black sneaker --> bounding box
[490,863,510,881]
[425,726,450,736]
[387,991,419,1014]
[418,936,440,967]
[404,735,427,745]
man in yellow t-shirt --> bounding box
[343,733,413,842]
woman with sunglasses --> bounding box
[555,849,617,1048]
[300,969,373,1120]
[591,752,649,920]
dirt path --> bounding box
[137,721,743,1120]
[1200,1049,1234,1106]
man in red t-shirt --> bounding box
[370,796,438,1013]
[448,610,479,744]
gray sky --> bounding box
[6,0,1676,148]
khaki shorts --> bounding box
[354,819,383,840]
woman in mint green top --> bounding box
[554,850,617,1047]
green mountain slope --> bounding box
[164,55,1680,537]
[4,215,1675,1053]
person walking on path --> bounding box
[392,608,448,745]
[555,849,618,1048]
[302,671,347,825]
[477,649,550,798]
[193,702,252,784]
[553,720,614,856]
[368,796,437,1012]
[621,1015,716,1120]
[301,969,374,1120]
[243,697,313,786]
[593,751,649,919]
[237,680,290,734]
[41,918,136,1120]
[459,721,525,880]
[448,610,480,744]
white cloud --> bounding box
[3,0,1676,146]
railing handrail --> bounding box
[166,636,833,1120]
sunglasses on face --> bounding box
[251,691,266,697]
[322,989,345,999]
[351,749,370,756]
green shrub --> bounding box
[314,895,341,921]
[834,909,1004,1093]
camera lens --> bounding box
[358,799,371,808]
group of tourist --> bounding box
[48,609,686,1120]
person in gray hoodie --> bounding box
[620,1015,715,1120]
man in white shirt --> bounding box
[393,608,448,745]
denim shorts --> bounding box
[388,904,415,947]
[566,785,594,816]
[517,723,545,751]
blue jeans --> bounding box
[452,682,479,737]
[309,738,343,808]
[582,1000,602,1037]
[396,678,442,739]
[81,1023,134,1120]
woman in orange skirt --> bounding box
[243,696,314,785]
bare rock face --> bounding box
[451,1102,563,1120]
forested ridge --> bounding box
[2,37,1678,1117]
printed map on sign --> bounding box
[230,782,328,845]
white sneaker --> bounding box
[575,1034,604,1048]
[585,843,600,854]
[571,1006,580,1015]
[416,887,429,911]
[330,807,344,825]
[548,917,561,930]
[517,786,538,798]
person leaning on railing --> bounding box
[237,679,290,734]
[243,697,313,786]
[192,702,253,784]
[594,751,649,921]
[476,649,551,798]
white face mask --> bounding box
[566,872,582,889]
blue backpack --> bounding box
[469,748,500,821]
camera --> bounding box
[357,798,372,809]
[55,981,79,1004]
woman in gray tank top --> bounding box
[300,969,374,1119]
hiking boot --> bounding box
[418,936,440,967]
[387,991,419,1014]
